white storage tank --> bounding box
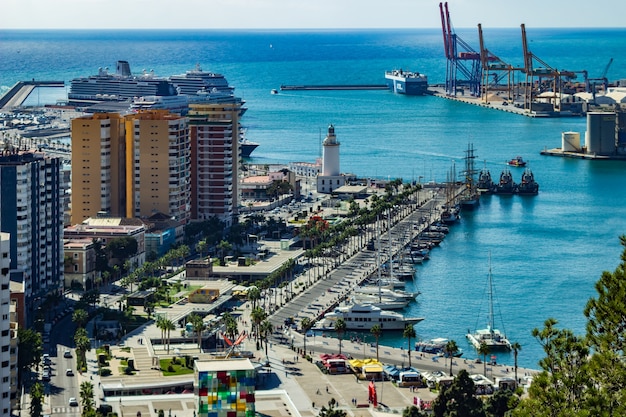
[585,112,616,155]
[561,131,581,152]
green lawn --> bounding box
[159,358,194,376]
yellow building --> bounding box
[71,110,190,225]
[188,286,220,304]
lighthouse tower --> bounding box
[322,124,340,176]
[317,124,346,194]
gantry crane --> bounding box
[520,23,564,112]
[439,2,482,97]
[477,23,524,104]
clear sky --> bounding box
[2,0,624,30]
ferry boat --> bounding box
[322,304,424,331]
[384,70,429,95]
[415,338,464,357]
[516,169,539,195]
[495,169,516,195]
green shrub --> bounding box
[99,368,112,376]
[168,364,174,372]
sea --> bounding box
[1,28,626,369]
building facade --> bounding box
[71,110,190,225]
[0,151,64,323]
[188,102,242,227]
[0,232,18,415]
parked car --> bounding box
[66,369,74,376]
[63,350,72,358]
[69,397,78,407]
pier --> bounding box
[280,84,389,91]
[0,80,65,110]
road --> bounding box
[45,345,80,416]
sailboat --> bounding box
[466,255,511,351]
[459,143,480,210]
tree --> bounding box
[403,324,416,368]
[300,317,313,356]
[485,388,519,417]
[195,240,208,258]
[72,308,89,328]
[106,236,139,261]
[217,240,233,265]
[29,381,44,417]
[334,318,346,355]
[247,286,261,310]
[74,327,92,371]
[444,339,459,376]
[260,319,274,357]
[370,324,382,362]
[17,328,43,381]
[477,342,490,376]
[511,342,522,384]
[318,398,347,417]
[163,318,176,354]
[156,316,167,347]
[432,369,485,417]
[80,380,95,414]
[402,405,428,417]
[188,313,206,349]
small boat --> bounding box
[354,286,419,302]
[271,89,278,94]
[466,255,511,351]
[440,205,460,224]
[495,169,516,195]
[516,169,539,195]
[507,156,527,167]
[415,338,464,357]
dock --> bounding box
[0,80,65,110]
[540,147,626,160]
[280,84,389,91]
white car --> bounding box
[69,397,78,407]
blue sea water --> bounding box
[1,28,626,369]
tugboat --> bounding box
[477,169,496,194]
[496,169,516,194]
[516,169,539,195]
[507,156,527,167]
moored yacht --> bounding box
[322,304,424,331]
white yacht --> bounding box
[322,304,423,331]
[354,286,418,302]
[349,294,409,310]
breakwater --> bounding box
[280,84,389,91]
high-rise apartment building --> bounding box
[0,151,64,321]
[1,232,17,416]
[188,102,242,227]
[71,110,190,225]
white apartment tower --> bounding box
[0,232,14,416]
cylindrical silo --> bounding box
[562,132,581,152]
[586,112,616,155]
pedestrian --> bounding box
[326,385,329,393]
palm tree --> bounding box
[259,319,273,357]
[29,382,44,417]
[247,286,261,310]
[163,318,176,354]
[444,339,459,376]
[403,325,416,368]
[511,341,522,383]
[334,318,346,355]
[250,307,267,345]
[79,380,95,412]
[478,341,490,376]
[156,316,167,348]
[72,309,88,328]
[188,313,205,349]
[300,317,312,356]
[74,328,91,372]
[370,324,382,361]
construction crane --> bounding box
[589,57,614,93]
[439,2,482,97]
[520,24,564,112]
[477,24,524,104]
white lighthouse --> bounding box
[317,124,346,194]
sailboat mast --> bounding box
[488,253,495,335]
[376,215,382,302]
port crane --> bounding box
[477,24,524,104]
[520,23,565,112]
[439,2,482,97]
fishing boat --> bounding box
[415,338,464,357]
[322,303,424,331]
[507,156,527,167]
[516,169,539,195]
[466,255,511,351]
[495,169,516,195]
